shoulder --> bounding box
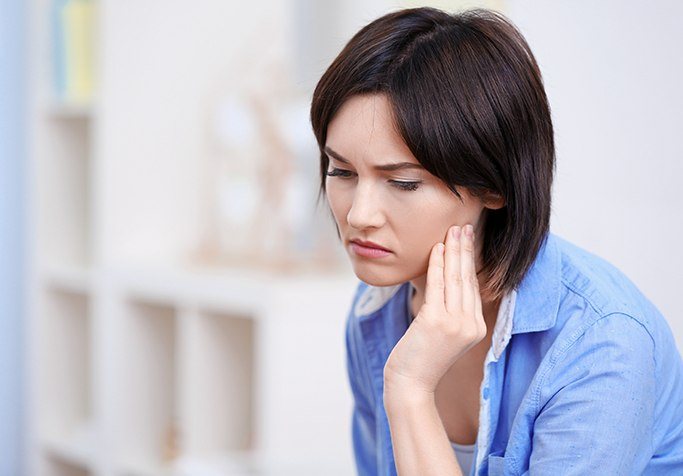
[551,233,667,336]
[543,234,681,393]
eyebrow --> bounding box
[324,146,425,172]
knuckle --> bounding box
[466,326,485,344]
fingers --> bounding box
[427,224,482,322]
[424,241,445,307]
[460,224,477,316]
[444,225,462,313]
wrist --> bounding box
[383,380,436,415]
[383,367,437,397]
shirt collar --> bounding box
[510,232,562,335]
[487,232,561,361]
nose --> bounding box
[346,181,386,230]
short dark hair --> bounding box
[310,7,555,301]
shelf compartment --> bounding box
[39,289,92,445]
[179,309,256,458]
[116,299,178,471]
[36,116,92,267]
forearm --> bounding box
[384,386,464,476]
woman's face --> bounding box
[324,93,503,287]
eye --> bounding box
[326,168,421,192]
[389,180,421,192]
[325,167,354,178]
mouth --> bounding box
[349,239,392,258]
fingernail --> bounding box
[465,224,473,237]
[451,226,461,239]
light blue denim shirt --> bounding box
[345,232,683,475]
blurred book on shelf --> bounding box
[51,0,95,105]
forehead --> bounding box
[326,94,419,165]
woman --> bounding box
[309,7,683,476]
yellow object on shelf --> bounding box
[61,0,94,104]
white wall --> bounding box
[507,0,683,347]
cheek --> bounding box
[394,211,442,258]
[400,216,443,251]
[325,184,350,224]
[395,201,461,257]
[397,194,455,236]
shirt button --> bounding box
[483,387,490,400]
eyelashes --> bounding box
[325,168,353,181]
[391,180,420,192]
[325,168,421,192]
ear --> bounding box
[482,191,505,210]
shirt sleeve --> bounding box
[345,283,379,476]
[522,311,656,475]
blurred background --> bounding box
[1,0,681,475]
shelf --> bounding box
[43,455,92,476]
[47,100,94,120]
[27,1,359,473]
[115,266,352,317]
[115,300,259,471]
[117,267,266,317]
[121,450,261,476]
[43,264,93,295]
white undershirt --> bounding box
[451,439,476,474]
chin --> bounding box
[352,266,406,288]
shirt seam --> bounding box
[558,277,659,419]
[356,320,379,411]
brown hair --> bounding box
[310,7,555,301]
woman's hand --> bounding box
[384,224,487,397]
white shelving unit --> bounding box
[26,1,358,475]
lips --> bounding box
[348,238,393,259]
[350,239,390,252]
